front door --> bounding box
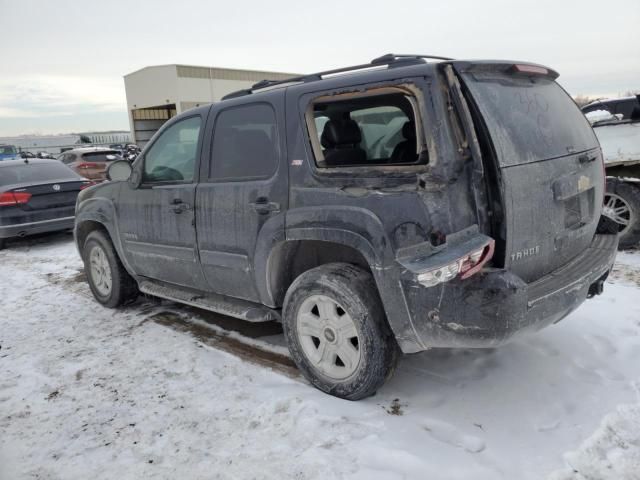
[196,94,288,302]
[118,113,208,289]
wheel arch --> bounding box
[74,198,135,276]
[264,239,373,308]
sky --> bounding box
[0,0,638,137]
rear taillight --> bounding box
[77,162,100,169]
[416,239,495,287]
[0,191,32,206]
[80,181,96,190]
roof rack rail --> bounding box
[370,53,454,64]
[221,53,453,101]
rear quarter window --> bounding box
[463,73,598,166]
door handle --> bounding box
[249,197,280,214]
[170,198,192,213]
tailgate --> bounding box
[455,62,603,282]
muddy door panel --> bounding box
[195,93,287,302]
[116,111,209,289]
[117,183,207,289]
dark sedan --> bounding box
[0,159,94,249]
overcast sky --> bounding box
[0,0,638,136]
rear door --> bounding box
[196,92,287,302]
[455,63,603,282]
[117,113,208,289]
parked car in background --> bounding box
[0,159,94,249]
[58,147,123,181]
[0,144,21,162]
[582,95,640,121]
[583,95,640,248]
[19,151,36,159]
[76,54,618,400]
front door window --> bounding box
[143,116,201,183]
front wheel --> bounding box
[603,179,640,249]
[282,263,398,400]
[83,230,138,307]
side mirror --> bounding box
[106,160,133,182]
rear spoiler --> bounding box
[449,60,560,80]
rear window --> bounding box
[463,73,598,166]
[81,151,121,162]
[0,162,80,186]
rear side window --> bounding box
[210,103,278,180]
[614,98,639,120]
[0,162,79,185]
[463,73,598,166]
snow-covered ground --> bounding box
[1,233,639,480]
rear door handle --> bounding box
[249,197,280,214]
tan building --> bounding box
[124,64,297,147]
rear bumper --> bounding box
[0,216,75,239]
[400,233,618,350]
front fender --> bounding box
[74,192,135,277]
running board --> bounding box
[138,280,280,322]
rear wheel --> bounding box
[603,179,640,249]
[83,230,138,307]
[282,263,398,400]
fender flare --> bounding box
[74,197,136,276]
[253,206,423,353]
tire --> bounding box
[82,230,138,307]
[604,179,640,249]
[0,238,5,250]
[282,263,398,400]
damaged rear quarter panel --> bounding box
[284,69,483,352]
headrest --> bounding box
[321,119,362,148]
[402,120,416,140]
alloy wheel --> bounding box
[89,245,112,296]
[296,294,361,380]
[603,193,634,236]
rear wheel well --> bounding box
[267,240,373,308]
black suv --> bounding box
[75,54,618,400]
